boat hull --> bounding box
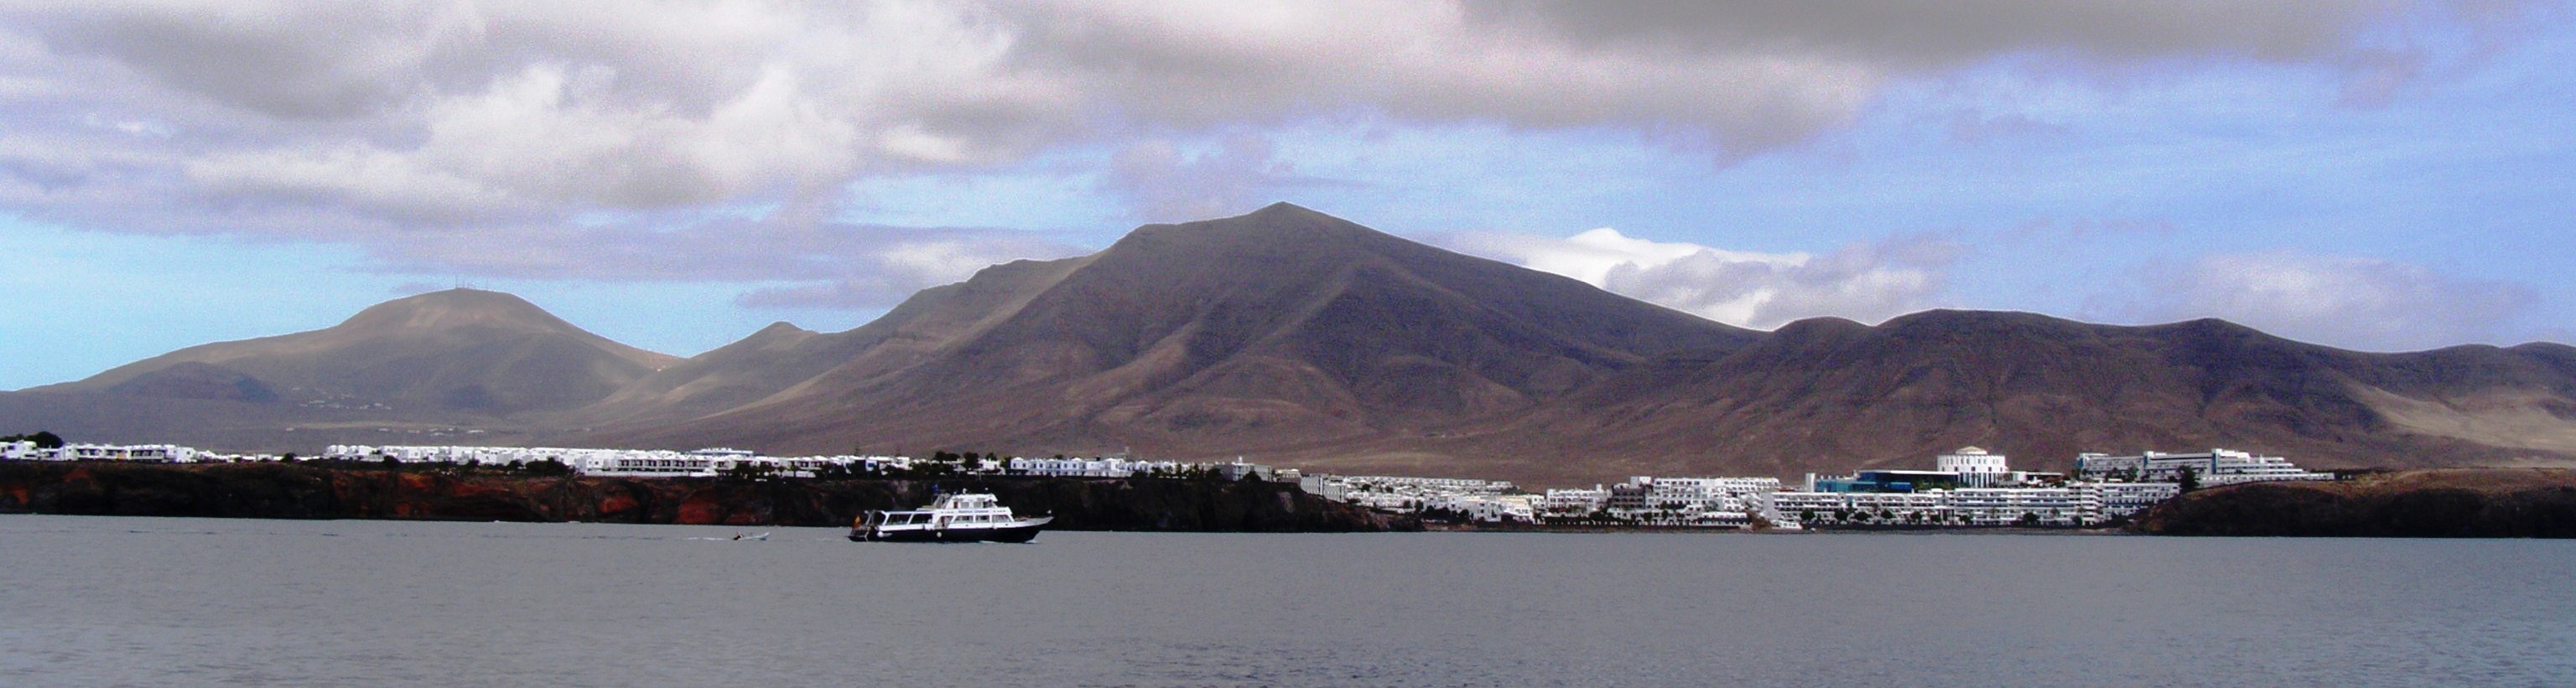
[849,517,1052,543]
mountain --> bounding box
[572,204,2576,484]
[1489,311,2576,482]
[576,203,1752,468]
[0,288,675,447]
[11,206,2576,486]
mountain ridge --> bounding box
[6,206,2574,485]
[576,202,1754,463]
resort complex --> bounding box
[4,437,2334,530]
[1305,445,2337,530]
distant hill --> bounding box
[0,288,674,448]
[1491,311,2576,482]
[8,206,2576,486]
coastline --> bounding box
[2128,468,2576,537]
[0,461,1416,532]
[1421,521,2131,535]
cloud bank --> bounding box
[0,1,2470,307]
[1436,228,1959,328]
[2119,251,2538,352]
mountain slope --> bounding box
[11,206,2576,487]
[584,206,2576,484]
[576,254,1099,425]
[44,288,673,413]
[584,203,1753,457]
[0,289,675,448]
[1477,311,2576,482]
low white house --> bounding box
[4,442,200,463]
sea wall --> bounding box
[2129,468,2576,537]
[0,462,1417,532]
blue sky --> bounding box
[3,2,2572,390]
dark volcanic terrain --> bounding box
[2132,468,2576,537]
[0,461,1408,531]
[8,204,2576,485]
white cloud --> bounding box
[0,0,2486,299]
[731,234,1072,309]
[2120,250,2538,351]
[1096,133,1336,221]
[1436,228,1957,328]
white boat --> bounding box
[849,492,1052,543]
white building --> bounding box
[1007,456,1186,478]
[1299,474,1346,502]
[1590,476,1783,526]
[1767,479,2190,527]
[2090,482,2184,518]
[1769,492,1850,522]
[2075,448,2334,486]
[1311,474,1520,515]
[3,442,201,463]
[1935,447,2012,488]
[1538,486,1610,517]
[325,444,911,478]
[1947,488,2093,526]
[1424,493,1538,523]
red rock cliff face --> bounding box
[0,462,1415,532]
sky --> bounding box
[3,1,2573,391]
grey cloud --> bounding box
[366,214,1086,308]
[2117,251,2538,352]
[1103,135,1275,221]
[31,3,469,120]
[1097,133,1349,221]
[0,1,2484,293]
[1465,1,2398,65]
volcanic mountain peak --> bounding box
[334,288,591,336]
[586,204,1760,461]
[34,287,675,418]
[1121,202,1371,243]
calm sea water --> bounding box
[2,515,2569,687]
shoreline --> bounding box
[1422,521,2130,535]
[0,460,1415,532]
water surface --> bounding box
[2,515,2568,686]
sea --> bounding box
[2,515,2569,687]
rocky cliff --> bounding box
[0,462,1415,532]
[2129,468,2576,537]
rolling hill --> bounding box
[0,288,675,448]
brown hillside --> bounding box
[584,203,1752,460]
[9,207,2576,488]
[0,289,674,447]
[584,206,2576,485]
